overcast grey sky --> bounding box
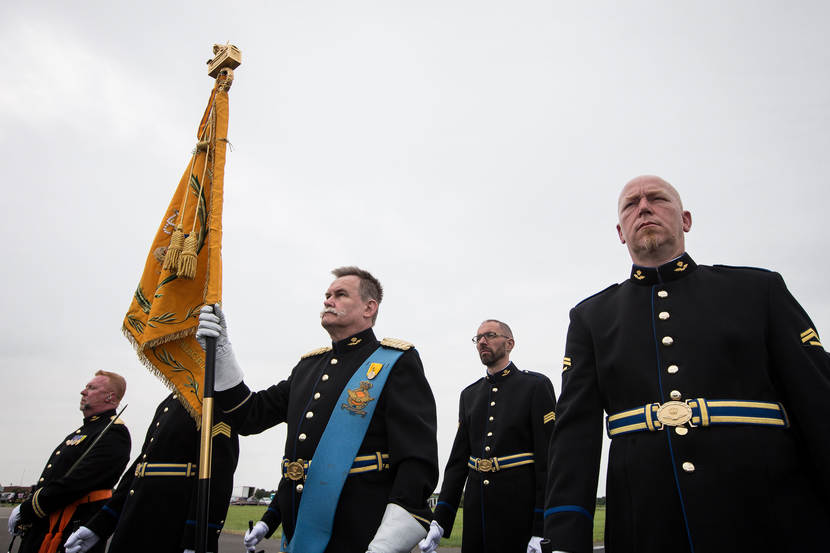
[2,1,829,498]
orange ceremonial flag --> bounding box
[123,72,231,425]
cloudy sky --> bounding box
[2,1,829,499]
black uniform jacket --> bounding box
[544,253,830,553]
[434,363,556,553]
[85,393,239,553]
[18,409,131,553]
[217,327,439,553]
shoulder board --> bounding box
[380,337,414,351]
[712,264,771,273]
[301,346,332,359]
[109,416,126,425]
[574,283,619,307]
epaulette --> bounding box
[713,264,772,273]
[574,283,619,307]
[380,337,414,351]
[110,416,126,425]
[301,346,332,359]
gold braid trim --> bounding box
[301,346,332,359]
[380,337,414,351]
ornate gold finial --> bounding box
[207,43,242,78]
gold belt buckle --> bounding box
[656,401,693,427]
[477,458,494,472]
[285,460,306,481]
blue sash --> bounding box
[287,345,405,553]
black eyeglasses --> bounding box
[472,332,510,344]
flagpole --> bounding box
[196,335,217,553]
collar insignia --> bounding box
[633,269,645,280]
[342,381,375,417]
[501,368,511,377]
[348,337,362,346]
[66,435,87,446]
[367,362,383,380]
[801,328,822,347]
[674,261,688,272]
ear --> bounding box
[505,338,515,354]
[681,210,692,232]
[364,299,379,320]
[616,223,626,244]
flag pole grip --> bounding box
[195,335,217,553]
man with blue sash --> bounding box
[197,266,438,553]
[420,319,556,553]
[543,176,830,553]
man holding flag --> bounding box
[196,266,439,553]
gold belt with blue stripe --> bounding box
[282,452,389,481]
[606,398,789,438]
[468,452,534,473]
[134,462,198,477]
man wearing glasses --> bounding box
[420,320,556,553]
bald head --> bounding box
[616,175,691,267]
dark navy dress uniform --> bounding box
[85,393,239,552]
[434,363,556,552]
[544,253,830,553]
[18,410,131,553]
[216,327,438,552]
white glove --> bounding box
[64,526,100,553]
[527,536,543,553]
[8,505,21,535]
[243,520,269,551]
[367,503,427,553]
[418,520,443,553]
[196,304,244,391]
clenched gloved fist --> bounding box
[418,520,443,553]
[64,526,100,553]
[196,304,244,391]
[243,520,269,551]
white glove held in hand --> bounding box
[7,505,20,535]
[243,520,269,551]
[367,503,427,553]
[64,526,99,553]
[418,520,443,553]
[527,536,543,553]
[196,304,244,391]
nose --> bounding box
[323,296,335,307]
[637,196,652,212]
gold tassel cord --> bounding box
[162,226,186,271]
[177,102,216,279]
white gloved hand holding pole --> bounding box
[527,536,544,553]
[196,304,244,391]
[64,526,100,553]
[243,520,269,551]
[7,505,20,535]
[418,520,443,553]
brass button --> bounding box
[484,446,491,452]
[492,387,498,392]
[156,422,160,427]
[321,374,329,382]
[47,464,52,468]
[314,392,321,400]
[150,437,154,442]
[56,450,60,455]
[298,433,307,441]
[306,411,314,419]
[129,489,135,495]
[487,432,493,437]
[296,484,304,493]
[490,401,496,406]
[39,478,44,482]
[658,311,670,320]
[330,358,338,365]
[142,454,147,459]
[675,427,688,436]
[682,462,695,473]
[667,364,679,374]
[662,336,674,346]
[489,416,494,421]
[483,479,490,486]
[75,430,81,434]
[658,290,668,298]
[172,394,177,399]
[670,390,681,400]
[164,407,169,412]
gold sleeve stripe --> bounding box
[801,328,822,346]
[411,512,430,525]
[223,392,252,414]
[32,489,46,518]
[212,422,232,438]
[562,357,572,371]
[543,411,556,424]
